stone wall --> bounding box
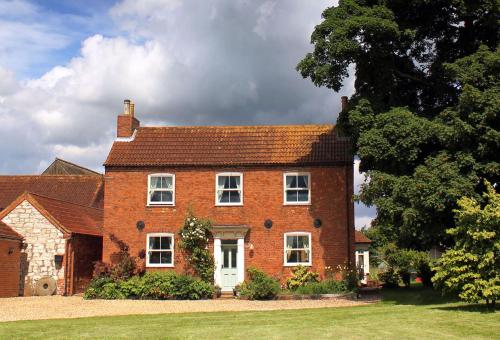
[1,201,66,295]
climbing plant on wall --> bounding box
[179,213,215,283]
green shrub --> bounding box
[84,271,213,300]
[101,282,125,299]
[118,275,146,298]
[83,277,114,299]
[237,268,280,300]
[379,267,400,288]
[286,266,319,290]
[413,252,434,287]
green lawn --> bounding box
[0,286,498,340]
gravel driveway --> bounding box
[0,296,371,322]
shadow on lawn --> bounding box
[381,284,497,314]
[434,304,498,314]
[381,283,459,306]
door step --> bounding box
[218,292,236,299]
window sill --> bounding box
[147,204,175,207]
[283,202,311,206]
[146,264,175,268]
[215,204,244,207]
[283,263,312,267]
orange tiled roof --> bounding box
[27,193,103,237]
[0,175,103,211]
[104,125,352,167]
[355,230,372,244]
[0,221,22,240]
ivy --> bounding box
[178,213,215,283]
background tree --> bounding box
[432,181,499,308]
[298,0,499,249]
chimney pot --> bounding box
[117,99,140,138]
[341,96,348,111]
[124,99,131,116]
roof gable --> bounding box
[0,221,23,240]
[104,125,352,167]
[0,175,103,211]
[0,192,102,237]
[42,158,101,176]
[355,230,372,244]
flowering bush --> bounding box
[286,265,319,290]
[178,213,215,283]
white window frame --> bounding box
[146,233,175,268]
[283,172,311,205]
[215,172,243,206]
[283,232,312,266]
[147,173,175,206]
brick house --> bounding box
[103,100,354,292]
[0,174,103,296]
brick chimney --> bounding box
[341,96,348,111]
[117,99,140,138]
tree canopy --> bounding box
[298,0,499,249]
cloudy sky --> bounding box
[0,0,375,228]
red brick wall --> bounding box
[103,166,354,280]
[0,238,21,298]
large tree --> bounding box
[298,0,499,249]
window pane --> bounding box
[161,191,173,202]
[286,175,297,189]
[297,235,309,248]
[160,236,171,250]
[150,176,161,189]
[286,190,298,202]
[219,191,230,203]
[218,176,229,189]
[149,251,161,264]
[286,250,298,263]
[223,249,229,268]
[150,191,162,202]
[297,190,309,202]
[160,251,172,264]
[229,176,237,189]
[297,249,309,263]
[231,248,237,268]
[286,235,297,249]
[229,191,241,203]
[298,175,308,188]
[161,176,173,189]
[149,236,161,250]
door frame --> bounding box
[212,226,248,291]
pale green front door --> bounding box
[221,241,238,291]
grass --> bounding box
[0,285,498,339]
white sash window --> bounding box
[216,173,243,206]
[284,232,312,266]
[148,174,175,205]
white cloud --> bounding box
[1,0,354,176]
[355,215,373,230]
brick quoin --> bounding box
[103,165,354,281]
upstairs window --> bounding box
[148,174,175,205]
[284,172,310,204]
[146,233,174,267]
[216,173,243,205]
[284,232,311,266]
